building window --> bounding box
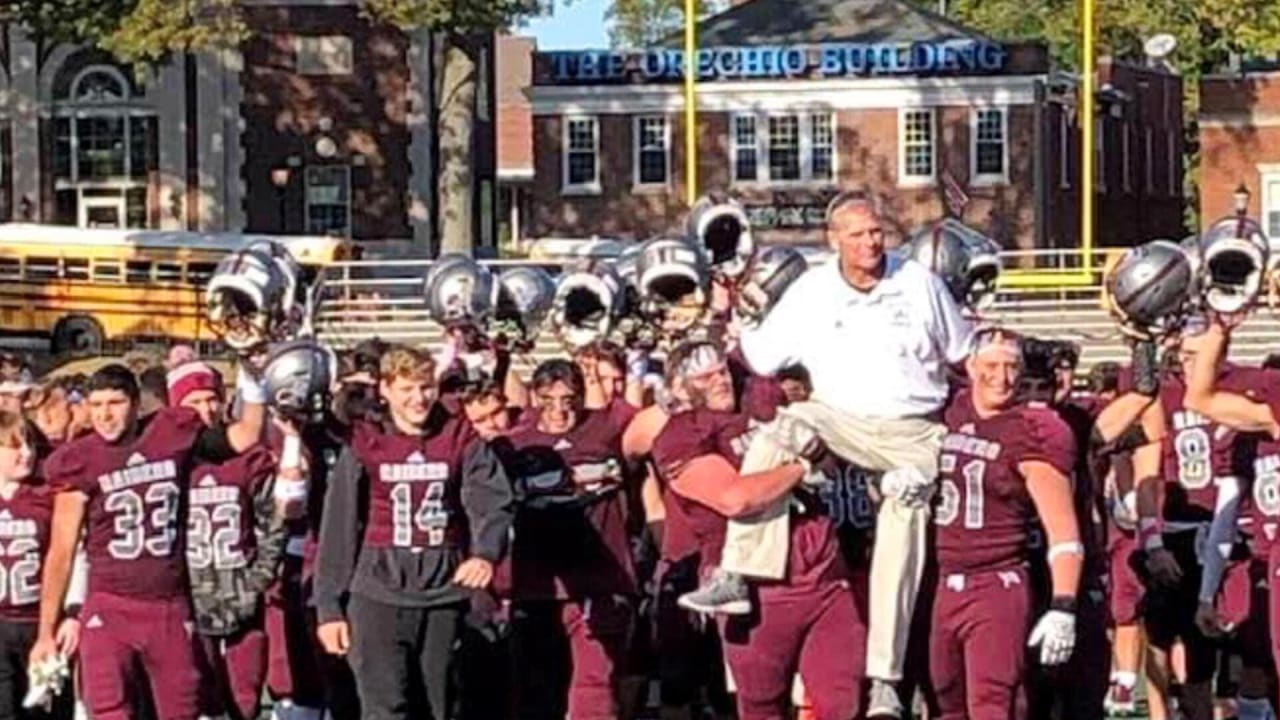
[899,109,935,186]
[1145,127,1155,194]
[1264,176,1280,238]
[295,36,354,76]
[733,115,758,182]
[305,165,351,236]
[633,116,669,187]
[52,65,155,229]
[1121,124,1132,193]
[1167,129,1178,196]
[476,47,490,122]
[562,116,599,193]
[1095,117,1106,191]
[971,108,1007,184]
[1059,112,1070,189]
[810,114,834,181]
[768,116,801,181]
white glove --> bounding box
[1027,609,1076,666]
[879,466,935,508]
[23,654,70,710]
[237,366,267,405]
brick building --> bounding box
[1199,57,1280,235]
[522,0,1185,249]
[0,1,497,253]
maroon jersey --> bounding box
[186,447,276,576]
[501,408,636,600]
[44,407,205,599]
[1249,370,1280,556]
[1159,370,1255,523]
[817,464,876,570]
[350,416,477,550]
[0,483,53,621]
[936,396,1077,575]
[652,408,847,594]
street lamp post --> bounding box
[271,168,291,233]
[1234,183,1250,217]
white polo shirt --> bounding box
[739,253,973,419]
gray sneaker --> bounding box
[866,679,903,719]
[677,569,751,615]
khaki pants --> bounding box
[720,401,945,681]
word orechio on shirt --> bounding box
[543,39,1008,84]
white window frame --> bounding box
[729,111,836,187]
[632,115,670,190]
[561,115,601,195]
[303,164,352,237]
[1144,127,1155,194]
[898,108,936,188]
[1094,117,1106,192]
[1121,123,1132,193]
[1058,111,1070,190]
[1167,129,1178,196]
[730,113,759,184]
[1261,168,1280,239]
[970,106,1008,186]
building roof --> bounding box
[671,0,995,47]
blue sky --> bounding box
[519,0,611,50]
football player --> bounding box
[313,346,514,719]
[31,362,266,720]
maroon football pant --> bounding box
[512,597,632,720]
[720,577,865,720]
[195,626,267,720]
[79,592,200,720]
[929,568,1032,720]
[1109,530,1143,626]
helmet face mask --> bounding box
[634,237,710,336]
[206,242,299,352]
[686,196,756,279]
[1105,239,1195,340]
[493,266,555,347]
[262,339,338,426]
[903,219,1002,315]
[1198,216,1269,315]
[551,263,624,351]
[425,254,497,328]
[734,246,807,325]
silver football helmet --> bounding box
[493,266,556,346]
[903,219,1003,311]
[686,195,756,279]
[205,243,298,352]
[424,254,497,327]
[1105,239,1195,340]
[550,261,627,351]
[1195,216,1270,315]
[736,246,808,325]
[261,338,338,425]
[633,237,711,335]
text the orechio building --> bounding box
[525,0,1185,250]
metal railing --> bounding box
[312,249,1280,370]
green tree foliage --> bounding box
[606,0,719,48]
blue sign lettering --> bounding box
[544,40,1008,84]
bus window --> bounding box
[0,259,19,280]
[27,257,59,281]
[64,258,90,281]
[186,262,216,286]
[92,261,122,283]
[154,262,183,283]
[126,261,152,284]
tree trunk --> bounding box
[437,32,476,256]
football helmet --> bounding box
[424,254,497,327]
[633,237,711,335]
[550,261,627,351]
[1105,239,1195,340]
[736,246,808,324]
[493,266,556,346]
[1195,216,1270,315]
[686,195,756,279]
[261,339,339,425]
[903,219,1003,311]
[205,242,298,352]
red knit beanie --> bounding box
[167,362,224,407]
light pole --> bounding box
[271,168,291,233]
[1234,183,1250,217]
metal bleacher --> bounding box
[312,249,1280,371]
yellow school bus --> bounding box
[0,224,355,355]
